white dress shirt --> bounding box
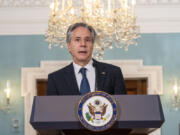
[73,60,95,92]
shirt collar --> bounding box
[73,59,93,74]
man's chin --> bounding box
[78,58,90,62]
[78,55,90,60]
[76,57,91,63]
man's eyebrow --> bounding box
[74,36,92,39]
[74,37,81,39]
[85,36,92,39]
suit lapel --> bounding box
[64,63,80,95]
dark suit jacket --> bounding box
[47,59,126,95]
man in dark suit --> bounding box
[47,22,126,95]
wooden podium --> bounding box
[30,95,164,135]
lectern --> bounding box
[30,95,164,135]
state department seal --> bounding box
[77,91,118,132]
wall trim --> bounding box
[21,60,163,135]
[1,0,180,7]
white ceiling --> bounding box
[0,0,180,35]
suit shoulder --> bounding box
[97,61,121,71]
[48,63,72,77]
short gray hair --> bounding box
[66,22,97,44]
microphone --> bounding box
[93,61,98,91]
[92,61,97,68]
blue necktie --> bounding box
[79,68,90,95]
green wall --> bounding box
[0,34,180,135]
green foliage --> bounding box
[86,112,91,121]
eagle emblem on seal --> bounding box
[86,100,108,121]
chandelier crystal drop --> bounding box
[45,0,140,60]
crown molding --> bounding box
[136,5,180,33]
[0,0,180,7]
[0,7,49,35]
[0,4,180,35]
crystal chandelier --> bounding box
[45,0,140,60]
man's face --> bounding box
[67,27,94,66]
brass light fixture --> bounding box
[0,80,11,112]
[172,79,180,110]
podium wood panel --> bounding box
[31,95,164,135]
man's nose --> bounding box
[80,40,86,47]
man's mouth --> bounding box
[78,51,87,54]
